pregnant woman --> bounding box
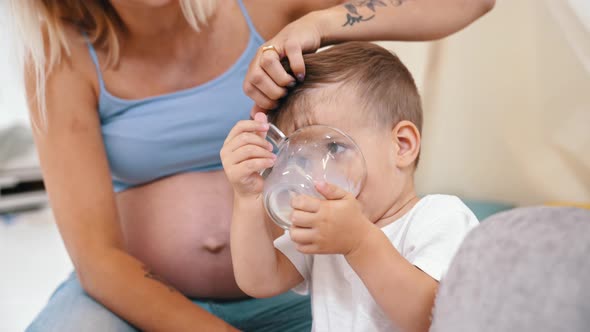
[10,0,494,330]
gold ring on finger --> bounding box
[261,45,280,56]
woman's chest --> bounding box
[100,63,253,188]
[100,2,254,100]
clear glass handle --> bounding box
[260,123,286,178]
[266,123,286,149]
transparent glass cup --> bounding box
[261,124,367,229]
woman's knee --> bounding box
[26,273,136,332]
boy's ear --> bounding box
[392,120,421,168]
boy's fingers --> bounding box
[228,145,276,166]
[235,158,276,175]
[291,195,321,213]
[250,105,268,117]
[225,132,273,153]
[295,244,318,255]
[289,226,315,245]
[225,119,269,143]
[253,112,267,123]
[290,210,316,228]
[253,112,270,140]
[315,181,349,200]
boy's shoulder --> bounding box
[405,194,479,234]
[397,195,479,281]
[417,194,475,216]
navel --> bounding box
[202,237,227,253]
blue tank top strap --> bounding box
[236,0,265,43]
[91,4,263,192]
[83,35,106,92]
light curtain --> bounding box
[383,0,590,205]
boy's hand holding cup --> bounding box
[288,181,375,257]
[220,113,276,200]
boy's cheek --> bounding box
[356,181,394,221]
[353,192,372,218]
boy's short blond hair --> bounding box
[269,42,423,138]
[269,42,423,166]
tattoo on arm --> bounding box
[342,0,407,27]
[142,265,178,293]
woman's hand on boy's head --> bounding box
[220,116,276,199]
[288,181,374,256]
[244,13,323,117]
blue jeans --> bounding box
[27,273,311,332]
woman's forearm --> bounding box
[345,226,438,332]
[317,0,495,44]
[78,248,237,332]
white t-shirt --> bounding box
[274,194,479,332]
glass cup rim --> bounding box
[286,124,368,189]
[262,124,369,229]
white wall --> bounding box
[0,2,29,130]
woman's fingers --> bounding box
[244,42,300,111]
[248,67,287,102]
[243,81,279,110]
[243,15,323,110]
[284,40,305,81]
[259,48,296,87]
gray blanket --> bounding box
[431,206,590,332]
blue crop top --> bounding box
[87,0,264,192]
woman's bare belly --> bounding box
[116,170,246,299]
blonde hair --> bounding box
[8,0,217,128]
